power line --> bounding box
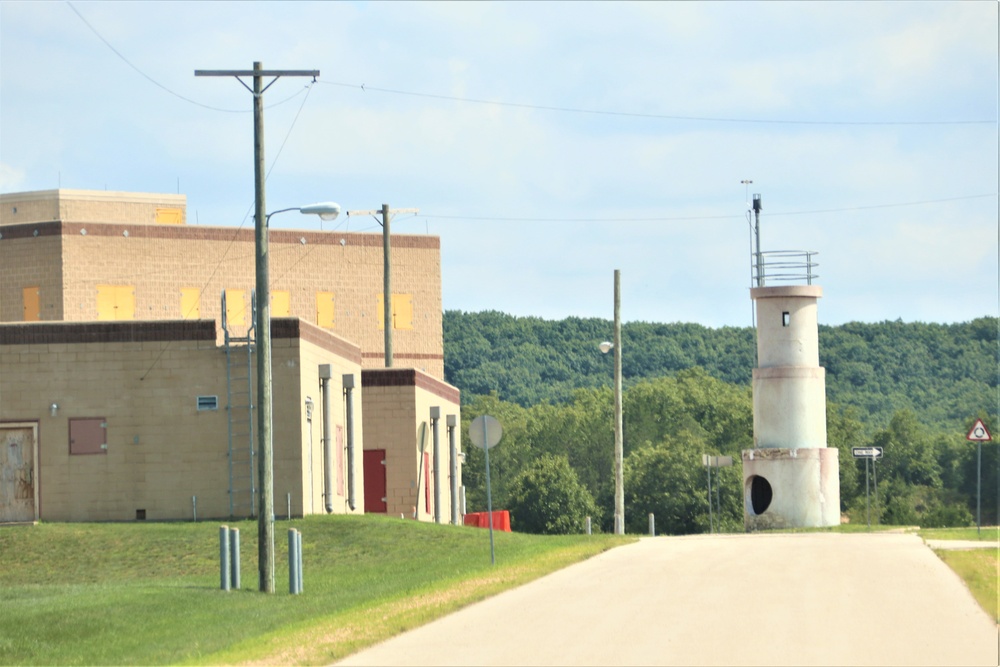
[319,80,996,127]
[414,193,997,224]
[66,1,309,113]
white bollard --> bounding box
[649,513,655,537]
[585,516,592,535]
[219,525,230,591]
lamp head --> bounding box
[300,202,341,221]
[599,341,613,354]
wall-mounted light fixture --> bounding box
[50,403,59,417]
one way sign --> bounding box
[967,419,992,442]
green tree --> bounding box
[624,432,742,535]
[507,455,599,534]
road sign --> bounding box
[966,419,992,442]
[701,455,733,468]
[469,415,502,449]
[852,447,883,459]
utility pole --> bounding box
[347,204,418,368]
[613,269,624,535]
[195,62,319,594]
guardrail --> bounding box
[752,250,819,286]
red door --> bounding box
[363,449,387,513]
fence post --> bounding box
[219,525,230,591]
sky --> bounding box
[1,1,997,328]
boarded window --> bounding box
[96,285,135,321]
[377,294,414,330]
[225,289,246,327]
[69,418,107,455]
[272,290,291,317]
[22,287,40,321]
[180,288,200,319]
[155,207,183,225]
[316,292,335,329]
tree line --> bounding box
[445,311,998,534]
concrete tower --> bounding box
[742,198,840,530]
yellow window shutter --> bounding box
[316,292,335,329]
[155,208,183,224]
[22,287,40,321]
[96,285,116,321]
[393,294,413,330]
[225,289,246,327]
[116,286,135,320]
[272,290,291,317]
[180,288,200,319]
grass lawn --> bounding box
[0,516,630,665]
[934,549,1000,623]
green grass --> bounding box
[0,516,630,665]
[934,549,1000,623]
[918,526,1000,542]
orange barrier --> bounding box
[463,510,511,532]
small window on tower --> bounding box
[782,312,790,327]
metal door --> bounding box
[1,423,38,522]
[363,449,387,513]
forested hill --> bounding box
[443,310,998,431]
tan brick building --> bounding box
[0,189,462,523]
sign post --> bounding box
[470,415,502,565]
[702,455,733,534]
[853,447,883,528]
[966,419,992,536]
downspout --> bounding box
[430,407,441,524]
[319,364,334,513]
[447,414,458,525]
[343,373,356,511]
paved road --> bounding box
[337,532,998,666]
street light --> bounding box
[266,202,341,224]
[599,269,624,535]
[256,201,340,594]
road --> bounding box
[336,532,998,666]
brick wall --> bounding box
[361,368,461,523]
[1,217,444,379]
[0,318,364,521]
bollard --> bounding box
[288,529,299,595]
[649,513,655,537]
[230,527,240,590]
[219,525,231,591]
[192,496,197,522]
[585,516,592,535]
[296,529,303,594]
[287,493,292,521]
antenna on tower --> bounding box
[753,193,763,287]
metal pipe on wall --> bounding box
[343,373,356,510]
[319,364,334,513]
[430,407,441,524]
[447,414,458,525]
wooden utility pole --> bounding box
[195,62,319,594]
[347,204,418,368]
[613,269,624,535]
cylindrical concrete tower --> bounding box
[743,285,840,530]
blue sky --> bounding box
[1,1,996,327]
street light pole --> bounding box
[194,62,321,594]
[252,64,275,594]
[613,269,624,535]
